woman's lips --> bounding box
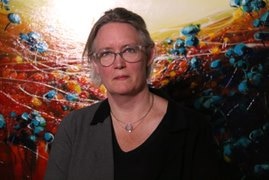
[114,75,129,80]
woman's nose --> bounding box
[113,53,126,69]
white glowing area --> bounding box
[43,0,231,43]
[47,0,118,42]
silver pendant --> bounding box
[125,123,133,133]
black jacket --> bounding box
[45,98,223,180]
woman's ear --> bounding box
[147,46,156,66]
[89,60,102,86]
[92,60,100,75]
[146,47,156,78]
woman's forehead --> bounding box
[94,23,141,46]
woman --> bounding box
[45,7,222,180]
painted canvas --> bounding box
[0,0,269,179]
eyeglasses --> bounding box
[92,45,145,67]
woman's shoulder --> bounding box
[167,100,211,128]
[60,100,106,126]
[72,100,103,114]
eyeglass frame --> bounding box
[90,44,147,67]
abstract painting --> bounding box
[0,0,269,179]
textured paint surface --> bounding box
[0,0,269,179]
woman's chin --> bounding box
[108,86,137,96]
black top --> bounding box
[112,100,210,179]
[113,108,180,179]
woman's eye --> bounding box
[99,51,112,58]
[124,47,137,54]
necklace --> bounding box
[110,94,154,133]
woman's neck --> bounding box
[107,88,153,121]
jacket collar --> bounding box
[162,100,189,132]
[90,99,110,125]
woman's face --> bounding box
[92,22,153,96]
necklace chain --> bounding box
[110,94,154,133]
